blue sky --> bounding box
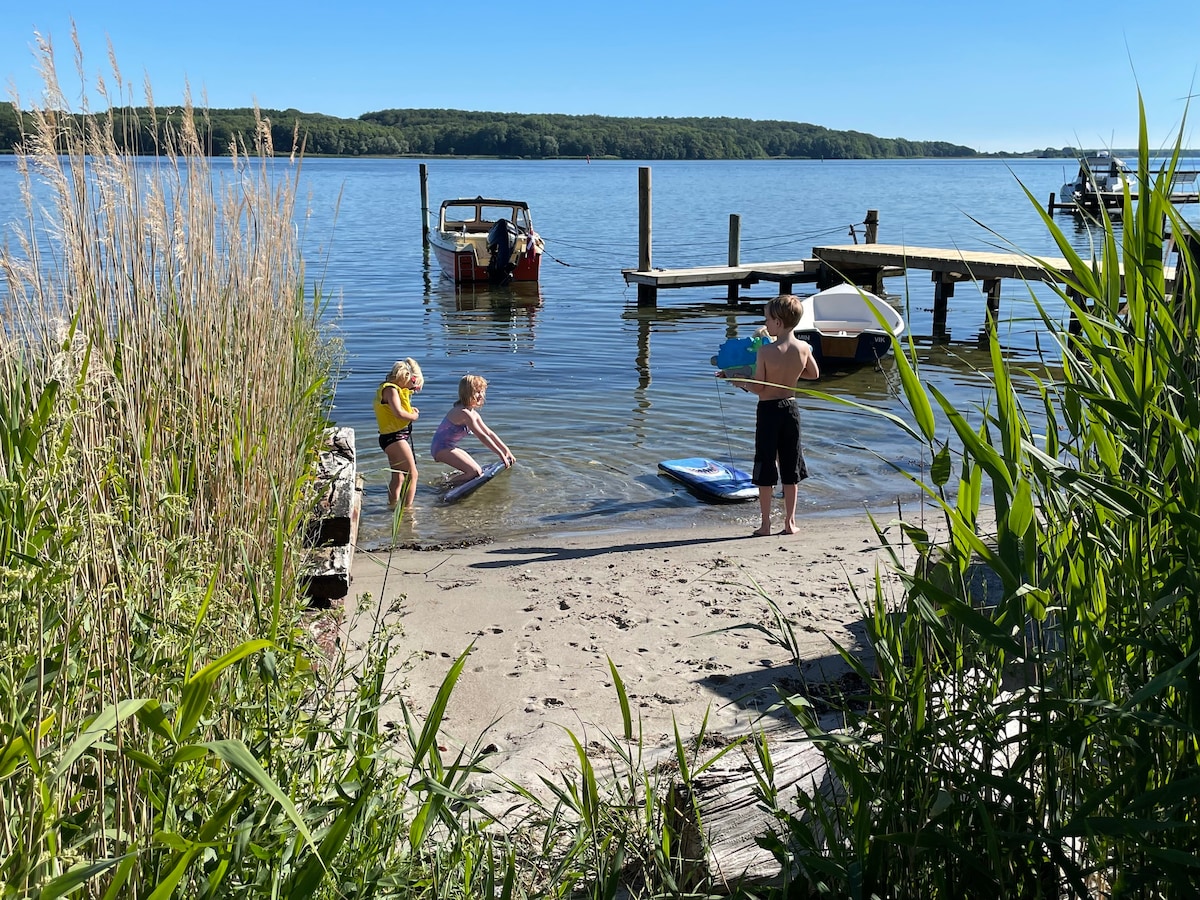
[3,1,1198,153]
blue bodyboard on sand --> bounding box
[441,461,507,504]
[658,457,757,503]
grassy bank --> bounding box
[0,37,347,896]
[754,108,1200,896]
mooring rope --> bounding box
[713,372,739,468]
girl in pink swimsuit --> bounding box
[430,374,515,487]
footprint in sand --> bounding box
[515,631,548,673]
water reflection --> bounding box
[422,276,544,311]
[453,281,544,312]
[419,278,543,352]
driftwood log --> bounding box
[685,726,840,892]
[304,426,361,604]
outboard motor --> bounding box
[486,219,519,285]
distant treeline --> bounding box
[0,103,406,157]
[0,101,1098,160]
[357,108,979,159]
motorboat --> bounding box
[794,283,905,364]
[1059,152,1132,211]
[428,197,544,284]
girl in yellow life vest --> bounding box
[374,358,424,508]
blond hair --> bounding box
[457,374,488,406]
[387,357,423,387]
[765,294,804,331]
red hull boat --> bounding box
[428,197,544,285]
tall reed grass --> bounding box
[745,106,1200,897]
[0,32,358,897]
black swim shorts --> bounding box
[378,428,412,451]
[752,398,808,486]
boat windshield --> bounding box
[440,201,532,232]
[1083,154,1129,177]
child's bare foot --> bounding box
[782,522,798,534]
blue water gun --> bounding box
[712,335,769,378]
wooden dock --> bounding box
[1046,189,1200,215]
[620,166,1184,337]
[812,243,1074,334]
[623,241,1178,337]
[622,258,822,295]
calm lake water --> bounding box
[5,156,1196,547]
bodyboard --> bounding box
[441,461,507,504]
[658,457,757,503]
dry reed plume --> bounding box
[0,29,337,895]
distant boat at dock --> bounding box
[1059,152,1131,212]
[1051,152,1200,215]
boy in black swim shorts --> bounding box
[724,294,819,536]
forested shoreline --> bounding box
[0,102,1085,159]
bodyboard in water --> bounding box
[658,457,757,503]
[441,461,507,504]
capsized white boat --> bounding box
[794,284,905,363]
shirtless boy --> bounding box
[728,294,820,536]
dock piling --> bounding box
[637,167,655,306]
[419,164,430,249]
[983,278,1001,323]
[932,273,956,341]
[727,213,741,303]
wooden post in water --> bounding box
[638,167,655,306]
[419,164,430,249]
[727,213,741,303]
[932,272,955,341]
[983,278,1002,323]
[864,209,879,244]
[1047,192,1056,216]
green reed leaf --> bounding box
[607,656,632,741]
[794,386,924,441]
[286,787,369,896]
[134,700,176,744]
[176,639,273,741]
[147,843,202,900]
[892,335,937,441]
[931,442,952,486]
[54,699,150,782]
[200,738,318,851]
[1007,477,1034,539]
[40,856,126,900]
[99,850,138,900]
[411,645,471,767]
[928,383,1013,491]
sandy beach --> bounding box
[340,509,926,789]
